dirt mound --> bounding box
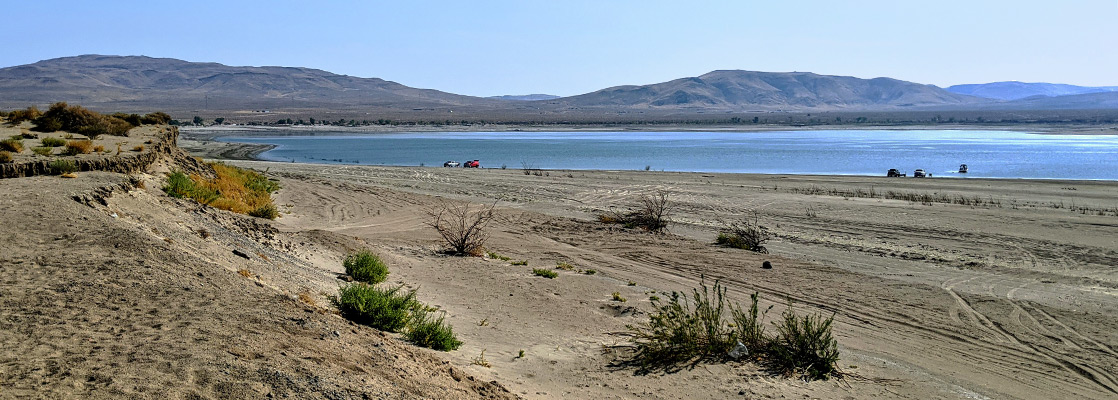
[0,170,513,399]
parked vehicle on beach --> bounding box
[959,164,968,173]
[464,160,480,168]
[913,169,926,178]
[443,161,460,167]
[887,168,906,177]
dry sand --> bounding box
[4,136,1116,399]
[214,161,1117,399]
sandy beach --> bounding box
[5,128,1116,399]
[220,160,1118,399]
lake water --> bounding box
[218,130,1118,180]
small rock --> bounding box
[110,213,118,219]
[762,261,773,269]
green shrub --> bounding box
[583,269,597,275]
[627,279,840,380]
[532,268,557,279]
[331,283,420,333]
[730,292,771,350]
[162,165,278,218]
[41,137,65,147]
[163,171,219,204]
[0,151,11,163]
[48,159,77,175]
[32,147,52,156]
[0,139,22,153]
[248,203,279,220]
[406,311,462,351]
[628,279,734,367]
[768,306,840,381]
[511,260,528,266]
[343,250,389,284]
[487,251,511,261]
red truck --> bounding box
[464,160,480,168]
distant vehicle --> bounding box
[887,168,906,177]
[464,160,480,168]
[443,161,460,168]
[959,164,968,173]
[913,169,926,178]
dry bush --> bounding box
[599,190,675,233]
[132,145,144,152]
[425,200,496,256]
[62,140,93,155]
[716,213,772,253]
[141,112,172,125]
[237,269,252,277]
[93,145,105,153]
[32,147,52,156]
[6,106,42,124]
[0,151,12,163]
[0,139,23,153]
[31,102,134,138]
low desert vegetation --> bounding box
[40,137,66,147]
[163,163,281,219]
[555,261,575,270]
[132,145,144,152]
[343,249,389,284]
[626,279,840,380]
[532,268,558,279]
[716,213,773,253]
[32,146,52,156]
[510,259,528,266]
[62,140,93,156]
[0,151,11,163]
[2,102,172,138]
[330,258,461,351]
[598,190,674,233]
[48,159,77,175]
[332,283,420,333]
[425,200,495,256]
[406,311,463,351]
[0,138,23,153]
[486,251,511,261]
[612,291,627,302]
[472,349,492,368]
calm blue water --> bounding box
[218,130,1118,180]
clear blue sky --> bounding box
[3,0,1115,97]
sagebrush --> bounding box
[627,279,840,380]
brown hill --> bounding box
[549,70,985,110]
[0,55,499,111]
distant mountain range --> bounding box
[946,81,1118,100]
[488,94,560,101]
[0,55,497,111]
[554,70,980,110]
[0,55,1115,117]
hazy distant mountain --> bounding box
[987,91,1118,110]
[947,81,1118,101]
[488,94,560,101]
[551,70,983,110]
[0,55,497,111]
